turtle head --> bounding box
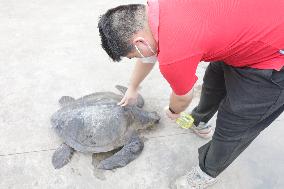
[147,111,161,125]
[50,112,65,130]
[126,106,160,129]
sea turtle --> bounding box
[51,85,160,170]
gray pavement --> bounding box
[0,0,283,188]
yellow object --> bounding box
[176,112,194,129]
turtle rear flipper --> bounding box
[52,143,74,169]
[97,135,144,170]
[115,85,144,108]
[58,96,75,107]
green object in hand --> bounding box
[176,112,194,129]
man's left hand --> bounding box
[164,106,180,120]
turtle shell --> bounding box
[51,92,134,153]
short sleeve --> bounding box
[159,55,201,95]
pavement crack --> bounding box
[0,133,193,157]
[145,132,192,139]
[0,148,57,157]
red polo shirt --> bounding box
[147,0,284,95]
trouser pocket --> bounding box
[271,68,284,89]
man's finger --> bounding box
[117,96,126,105]
[121,98,129,106]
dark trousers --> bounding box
[191,61,284,178]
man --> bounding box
[98,0,284,188]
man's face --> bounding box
[126,51,141,60]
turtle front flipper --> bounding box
[115,85,144,108]
[58,96,75,107]
[52,143,74,169]
[97,135,144,170]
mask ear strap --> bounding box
[144,40,157,55]
[134,45,145,57]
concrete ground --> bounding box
[0,0,283,188]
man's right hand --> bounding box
[117,86,139,106]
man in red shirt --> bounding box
[98,0,284,188]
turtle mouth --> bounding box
[50,114,58,127]
[152,112,160,124]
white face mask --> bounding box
[139,55,158,64]
[134,40,157,64]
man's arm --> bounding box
[169,88,194,114]
[118,59,155,106]
[129,59,155,89]
[159,57,200,118]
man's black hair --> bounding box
[98,4,146,61]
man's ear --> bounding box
[133,37,147,48]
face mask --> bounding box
[134,40,157,64]
[139,55,158,64]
